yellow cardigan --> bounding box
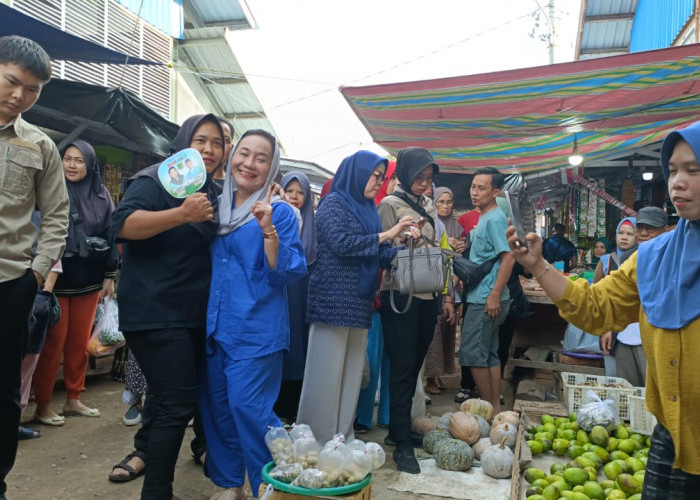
[553,252,700,474]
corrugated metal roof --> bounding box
[176,0,277,142]
[630,0,694,51]
[576,0,637,60]
[279,158,334,193]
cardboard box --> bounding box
[258,482,371,500]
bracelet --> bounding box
[263,225,278,239]
[534,262,551,280]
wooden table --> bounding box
[505,288,605,378]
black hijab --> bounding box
[130,114,224,239]
[64,140,114,254]
[395,147,438,192]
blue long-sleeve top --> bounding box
[307,195,398,329]
[207,202,307,360]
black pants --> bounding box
[380,293,437,450]
[0,270,38,496]
[125,327,203,500]
[643,423,700,499]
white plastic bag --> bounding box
[577,390,620,431]
[87,297,124,357]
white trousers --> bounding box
[297,323,368,444]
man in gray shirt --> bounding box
[0,36,69,499]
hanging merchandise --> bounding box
[566,171,636,217]
[588,184,598,238]
[577,185,589,237]
[622,177,635,211]
[568,186,578,247]
[597,179,607,236]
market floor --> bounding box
[8,373,513,500]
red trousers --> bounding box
[32,292,100,404]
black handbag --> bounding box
[67,193,111,262]
[453,255,499,295]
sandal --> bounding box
[210,486,246,500]
[453,390,471,404]
[425,386,442,395]
[193,445,206,466]
[108,450,146,483]
[18,426,42,440]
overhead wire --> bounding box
[117,0,145,89]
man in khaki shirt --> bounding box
[0,36,68,500]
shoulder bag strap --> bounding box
[388,192,435,230]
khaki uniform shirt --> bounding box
[554,252,700,474]
[0,115,69,282]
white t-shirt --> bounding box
[617,322,641,346]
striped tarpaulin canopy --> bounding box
[340,44,700,174]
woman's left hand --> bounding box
[251,185,275,230]
[100,278,115,299]
[443,300,455,324]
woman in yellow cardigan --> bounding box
[507,121,700,499]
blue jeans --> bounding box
[355,312,389,428]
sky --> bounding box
[227,0,581,172]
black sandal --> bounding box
[108,450,146,483]
[192,445,206,466]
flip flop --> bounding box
[425,386,442,395]
[18,426,42,440]
[108,450,146,483]
[34,413,65,426]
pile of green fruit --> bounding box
[524,413,650,500]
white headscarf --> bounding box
[218,130,281,235]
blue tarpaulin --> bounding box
[0,3,162,66]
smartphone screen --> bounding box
[504,191,527,248]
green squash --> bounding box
[423,428,452,454]
[434,438,475,471]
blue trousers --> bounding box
[355,312,390,428]
[200,342,282,496]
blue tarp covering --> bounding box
[0,3,162,66]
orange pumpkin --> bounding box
[448,412,480,445]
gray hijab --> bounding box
[218,130,281,235]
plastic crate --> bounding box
[560,372,636,421]
[629,387,658,436]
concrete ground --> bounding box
[8,371,513,500]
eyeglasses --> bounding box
[370,171,386,183]
[413,174,434,185]
[435,199,453,206]
[636,225,664,235]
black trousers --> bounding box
[125,327,203,500]
[380,292,437,450]
[0,270,38,496]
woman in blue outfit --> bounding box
[274,171,317,422]
[200,130,307,500]
[297,151,414,445]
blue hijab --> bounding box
[281,171,317,266]
[637,121,700,329]
[323,150,386,296]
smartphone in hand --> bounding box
[504,191,528,249]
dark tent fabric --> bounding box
[0,3,161,66]
[24,78,179,158]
